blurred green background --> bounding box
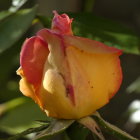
[0,0,140,139]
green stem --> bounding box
[92,133,100,140]
[84,0,95,12]
[92,112,138,140]
[78,116,105,140]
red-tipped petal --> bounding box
[20,36,49,86]
[63,35,122,55]
[51,11,73,35]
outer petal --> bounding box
[63,35,122,117]
[18,36,49,108]
[37,30,123,119]
[17,68,38,102]
[63,35,122,55]
[20,36,49,87]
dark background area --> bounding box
[0,0,140,139]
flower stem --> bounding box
[78,116,105,140]
[92,112,138,140]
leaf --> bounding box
[78,116,105,140]
[0,97,26,116]
[0,38,21,81]
[0,98,47,134]
[66,122,90,140]
[34,119,74,140]
[0,0,28,23]
[0,6,37,54]
[7,124,49,140]
[92,112,138,140]
[0,37,25,102]
[9,0,28,12]
[0,11,11,21]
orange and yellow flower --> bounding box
[17,11,122,119]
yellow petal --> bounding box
[16,68,41,105]
[65,45,122,117]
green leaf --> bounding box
[34,119,74,140]
[7,124,49,140]
[0,6,37,54]
[0,11,11,21]
[66,122,90,140]
[0,0,28,23]
[9,0,28,12]
[92,112,138,140]
[0,98,47,134]
[69,13,140,55]
[0,37,21,81]
[0,97,26,116]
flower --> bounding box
[17,11,122,119]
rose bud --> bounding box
[17,11,122,119]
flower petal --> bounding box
[17,67,41,105]
[51,11,73,35]
[64,36,122,115]
[20,36,49,87]
[63,35,122,55]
